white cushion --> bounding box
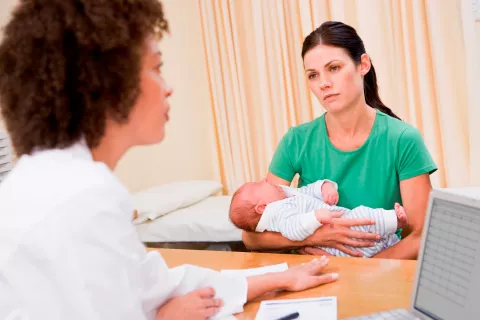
[135,196,242,243]
[132,180,223,223]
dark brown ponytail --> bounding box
[302,21,401,120]
[363,63,400,119]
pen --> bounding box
[274,311,300,320]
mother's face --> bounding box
[303,44,369,113]
[127,37,173,146]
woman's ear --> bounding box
[359,53,372,76]
[254,204,266,214]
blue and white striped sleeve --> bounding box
[266,202,322,241]
[345,206,398,237]
[280,180,338,201]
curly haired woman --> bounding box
[0,1,338,320]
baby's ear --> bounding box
[254,204,266,214]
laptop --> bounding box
[347,188,480,319]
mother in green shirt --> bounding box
[242,21,437,260]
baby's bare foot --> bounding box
[395,203,408,229]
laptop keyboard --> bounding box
[346,309,421,320]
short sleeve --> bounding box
[396,126,437,181]
[268,129,297,182]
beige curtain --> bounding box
[198,0,480,194]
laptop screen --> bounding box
[413,197,480,319]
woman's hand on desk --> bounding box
[282,255,338,291]
[156,287,223,320]
[246,256,338,300]
[302,218,380,257]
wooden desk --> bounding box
[155,249,417,319]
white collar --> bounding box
[65,139,93,160]
[255,199,288,232]
[31,139,93,161]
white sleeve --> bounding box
[142,253,248,319]
[266,202,322,241]
[280,180,337,201]
[72,189,248,320]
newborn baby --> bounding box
[229,179,407,258]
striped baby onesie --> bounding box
[255,180,400,258]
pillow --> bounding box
[132,180,223,223]
[135,196,242,242]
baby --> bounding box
[229,179,408,258]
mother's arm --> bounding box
[242,231,309,251]
[372,173,432,259]
[243,222,380,257]
[242,173,380,256]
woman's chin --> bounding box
[151,132,166,145]
[135,130,165,146]
[324,104,346,114]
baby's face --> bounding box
[246,181,286,204]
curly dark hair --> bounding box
[0,0,169,156]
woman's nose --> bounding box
[165,86,173,97]
[160,77,173,97]
[164,82,173,97]
[319,78,332,90]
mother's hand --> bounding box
[301,218,381,257]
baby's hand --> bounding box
[314,209,343,225]
[321,182,339,205]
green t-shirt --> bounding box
[269,110,437,211]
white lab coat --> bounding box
[0,141,247,320]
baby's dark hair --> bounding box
[0,0,169,156]
[229,186,261,232]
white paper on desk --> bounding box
[220,263,288,277]
[255,296,337,320]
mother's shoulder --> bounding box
[377,111,421,139]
